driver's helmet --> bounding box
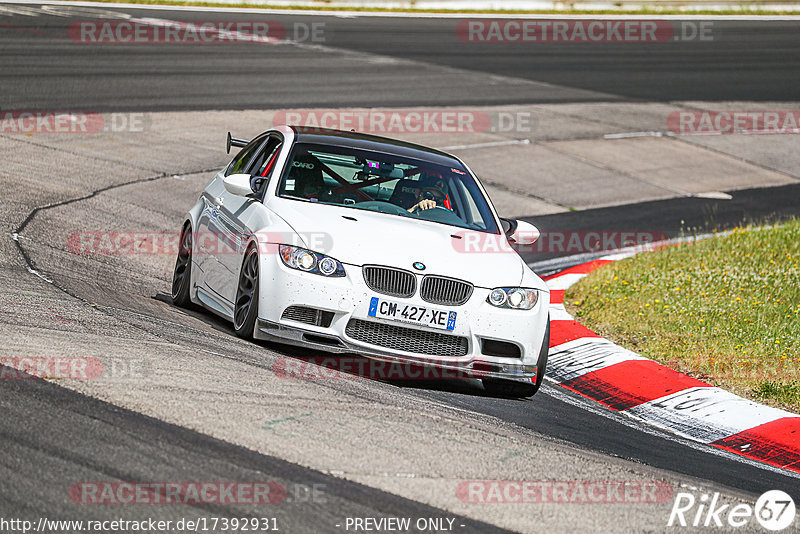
[417,171,449,207]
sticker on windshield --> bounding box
[285,179,295,191]
[451,168,465,175]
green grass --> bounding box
[565,220,800,413]
[63,0,800,15]
[754,381,800,406]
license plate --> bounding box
[368,297,457,331]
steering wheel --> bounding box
[355,200,410,215]
[409,187,451,212]
[412,204,451,213]
[420,187,446,203]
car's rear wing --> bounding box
[226,132,248,154]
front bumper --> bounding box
[255,318,541,380]
[255,254,549,382]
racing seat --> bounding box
[287,155,327,200]
[388,179,419,209]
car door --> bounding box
[196,134,267,311]
[205,135,284,309]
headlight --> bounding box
[318,257,338,276]
[488,288,508,307]
[278,245,345,277]
[487,288,538,310]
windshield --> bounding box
[277,143,499,234]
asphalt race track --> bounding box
[1,5,799,110]
[1,3,800,533]
[0,366,512,532]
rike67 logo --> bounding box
[668,490,796,531]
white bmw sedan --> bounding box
[172,125,550,397]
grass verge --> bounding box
[58,0,800,15]
[565,221,800,413]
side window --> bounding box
[250,138,282,178]
[224,134,267,177]
[248,137,283,199]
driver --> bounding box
[408,184,447,212]
[408,173,449,212]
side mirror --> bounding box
[223,174,253,197]
[504,219,540,246]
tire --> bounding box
[482,318,550,399]
[233,244,260,339]
[171,224,193,307]
[530,318,550,395]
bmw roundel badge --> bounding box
[412,262,426,271]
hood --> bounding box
[268,199,525,288]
